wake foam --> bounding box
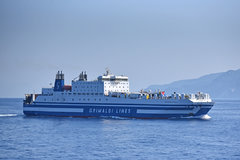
[0,114,18,117]
[176,114,212,120]
[100,116,132,120]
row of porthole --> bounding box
[73,85,128,89]
[44,98,108,101]
[74,90,98,92]
[75,86,98,88]
[61,93,103,95]
[105,86,127,88]
[105,82,128,84]
[104,90,128,92]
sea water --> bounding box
[0,98,239,160]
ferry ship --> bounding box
[23,70,214,119]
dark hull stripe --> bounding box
[23,111,191,119]
[24,104,198,110]
[32,101,214,107]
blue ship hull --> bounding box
[23,102,213,119]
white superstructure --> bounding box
[71,70,129,96]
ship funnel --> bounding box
[79,71,87,81]
[54,71,65,91]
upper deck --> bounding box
[24,70,213,104]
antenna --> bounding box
[105,67,110,75]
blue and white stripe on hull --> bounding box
[23,103,212,119]
[23,107,84,113]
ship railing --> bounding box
[24,94,39,104]
[107,91,210,100]
[189,92,210,100]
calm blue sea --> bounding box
[0,98,240,160]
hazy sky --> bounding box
[0,0,240,97]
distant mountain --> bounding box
[146,69,240,99]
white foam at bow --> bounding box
[201,114,211,120]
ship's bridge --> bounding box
[98,75,128,82]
